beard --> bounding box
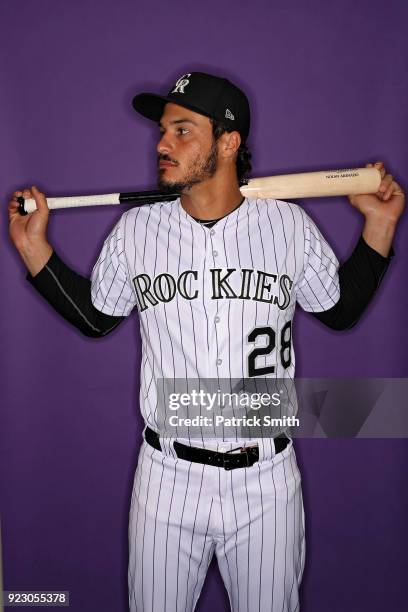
[157,140,218,193]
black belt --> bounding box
[144,426,290,471]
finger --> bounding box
[22,189,32,200]
[8,198,24,222]
[8,198,19,210]
[392,180,405,196]
[12,190,23,199]
[31,185,49,213]
[384,180,401,200]
[373,161,386,179]
[379,174,393,192]
[8,198,20,217]
[383,183,394,200]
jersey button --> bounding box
[210,229,215,236]
[213,250,218,257]
[216,358,222,365]
[214,316,220,323]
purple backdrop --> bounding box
[1,1,407,610]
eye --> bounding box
[177,127,189,135]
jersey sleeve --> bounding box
[91,214,136,316]
[295,211,341,312]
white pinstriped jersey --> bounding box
[91,198,340,443]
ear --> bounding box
[218,131,241,158]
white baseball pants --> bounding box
[128,437,305,612]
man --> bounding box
[8,71,405,611]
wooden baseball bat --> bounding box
[17,167,382,215]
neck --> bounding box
[179,169,243,220]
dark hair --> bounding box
[211,119,252,185]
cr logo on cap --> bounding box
[171,74,192,94]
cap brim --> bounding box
[132,92,219,125]
[132,93,172,122]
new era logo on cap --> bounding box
[225,108,235,120]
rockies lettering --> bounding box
[132,268,293,312]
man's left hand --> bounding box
[348,161,405,223]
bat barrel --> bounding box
[240,167,381,199]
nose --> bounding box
[156,131,174,156]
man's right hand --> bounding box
[8,186,53,277]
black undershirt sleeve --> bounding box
[310,235,394,330]
[26,251,125,338]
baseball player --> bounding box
[8,71,405,611]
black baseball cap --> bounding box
[132,71,250,142]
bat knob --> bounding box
[17,196,27,216]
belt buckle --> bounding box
[223,446,249,470]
